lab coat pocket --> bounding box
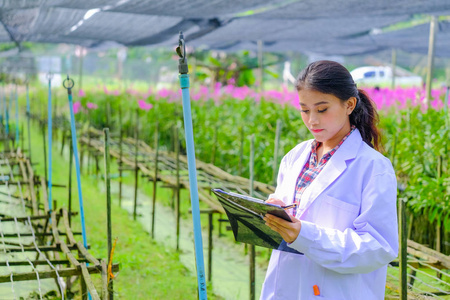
[316,195,359,231]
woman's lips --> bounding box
[311,129,324,133]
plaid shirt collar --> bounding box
[310,125,356,167]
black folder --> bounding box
[212,189,303,255]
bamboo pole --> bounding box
[21,122,24,152]
[87,111,92,175]
[211,124,218,165]
[0,264,119,283]
[425,16,438,104]
[399,198,407,300]
[26,83,32,163]
[103,128,114,300]
[106,98,111,128]
[133,109,139,221]
[42,123,48,188]
[60,128,66,156]
[272,119,282,186]
[69,137,73,226]
[249,134,255,300]
[14,84,19,146]
[151,122,159,239]
[118,105,123,208]
[238,127,244,176]
[208,211,213,282]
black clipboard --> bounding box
[212,189,303,255]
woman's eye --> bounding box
[301,110,309,113]
[318,108,328,113]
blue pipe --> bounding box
[47,78,53,213]
[179,73,208,299]
[67,91,88,248]
[15,86,19,144]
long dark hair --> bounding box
[295,60,381,151]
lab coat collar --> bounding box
[297,128,363,216]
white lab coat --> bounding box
[260,128,398,300]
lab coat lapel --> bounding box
[286,140,313,204]
[298,129,363,215]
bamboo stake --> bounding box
[103,128,114,300]
[211,124,218,165]
[69,138,73,226]
[208,211,213,282]
[119,128,123,208]
[249,134,256,300]
[399,198,407,300]
[21,123,24,152]
[60,128,66,156]
[118,105,123,207]
[133,109,139,221]
[14,84,19,146]
[26,82,32,163]
[87,111,92,175]
[238,127,244,176]
[151,122,159,239]
[272,119,281,186]
[42,123,48,189]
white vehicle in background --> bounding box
[350,66,423,87]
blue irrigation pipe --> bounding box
[64,76,91,300]
[63,76,88,248]
[47,74,53,213]
[176,32,207,300]
[14,85,19,144]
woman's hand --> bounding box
[266,198,286,206]
[263,214,302,244]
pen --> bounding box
[281,203,297,210]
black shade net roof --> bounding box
[0,0,449,56]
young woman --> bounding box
[261,60,398,300]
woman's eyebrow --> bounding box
[299,101,329,106]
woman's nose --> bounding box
[309,113,319,125]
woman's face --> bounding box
[298,88,356,148]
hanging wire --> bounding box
[13,217,43,300]
[407,263,450,290]
[0,158,65,299]
[387,260,449,299]
[406,270,449,297]
[0,218,17,300]
[407,280,445,300]
[26,217,66,299]
[408,255,450,280]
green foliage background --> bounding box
[24,86,450,252]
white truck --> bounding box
[350,66,423,87]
